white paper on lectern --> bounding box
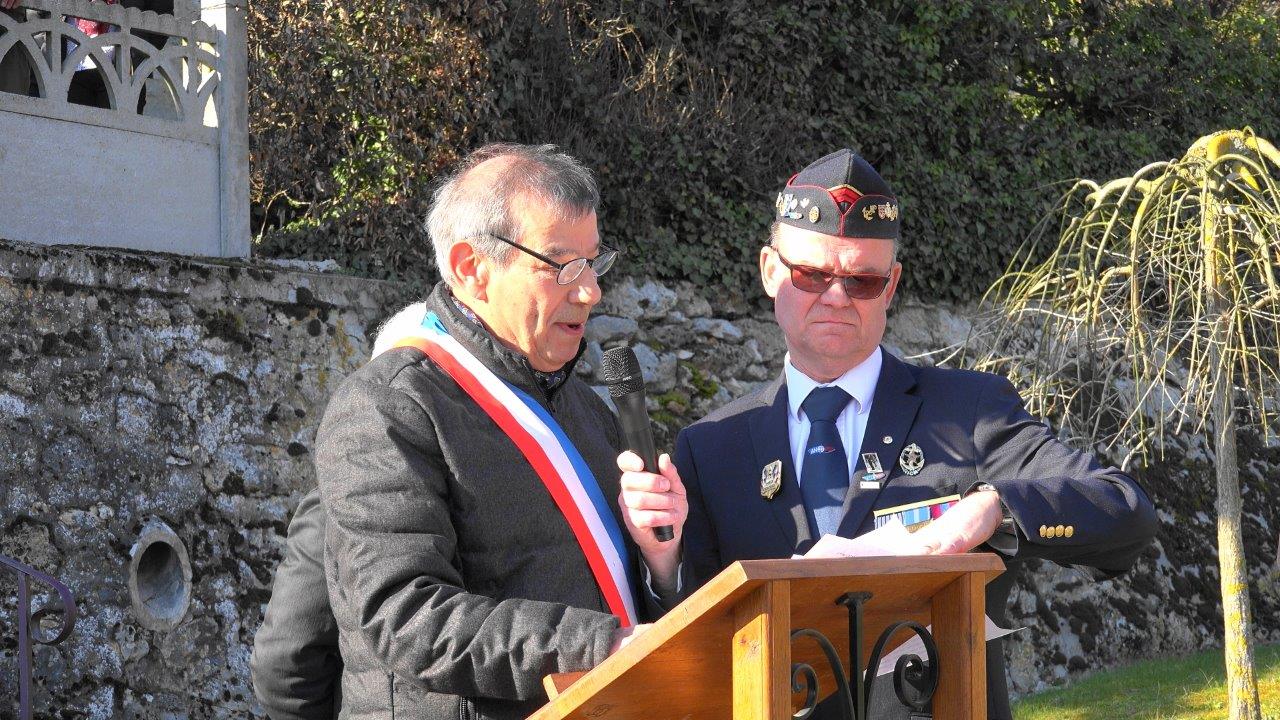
[790,516,1024,675]
[796,516,915,559]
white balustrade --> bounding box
[0,0,248,257]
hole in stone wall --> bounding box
[128,520,191,631]
[137,542,182,616]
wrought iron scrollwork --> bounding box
[789,591,939,720]
[865,620,939,712]
[2,553,80,720]
[790,628,854,720]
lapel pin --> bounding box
[859,452,884,490]
[882,435,893,444]
[861,452,884,477]
[899,442,925,476]
[760,459,783,500]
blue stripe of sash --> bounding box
[508,383,632,569]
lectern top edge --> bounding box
[732,553,1005,581]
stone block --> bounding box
[691,317,744,342]
[632,342,677,393]
[585,314,639,346]
[597,278,678,320]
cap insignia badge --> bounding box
[899,443,925,476]
[862,205,876,221]
[760,459,783,500]
[779,193,802,220]
[808,206,821,223]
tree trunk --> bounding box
[1213,347,1261,720]
[1203,161,1262,720]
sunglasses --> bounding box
[773,250,892,300]
[489,234,619,286]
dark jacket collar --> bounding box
[425,282,585,402]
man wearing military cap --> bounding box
[663,149,1157,718]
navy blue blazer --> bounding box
[674,349,1157,719]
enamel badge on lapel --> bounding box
[861,452,884,477]
[859,452,884,490]
[899,442,925,476]
[760,459,783,500]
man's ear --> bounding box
[450,241,488,302]
[882,261,903,308]
[760,245,784,299]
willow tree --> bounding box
[975,129,1280,720]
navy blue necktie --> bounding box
[800,386,853,538]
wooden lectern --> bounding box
[531,555,1004,720]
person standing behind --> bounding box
[669,149,1156,719]
[1,0,36,96]
[304,143,686,720]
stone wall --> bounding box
[2,241,1278,716]
[0,240,413,716]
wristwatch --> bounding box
[971,482,1017,535]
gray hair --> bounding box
[427,143,600,285]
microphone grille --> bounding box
[600,346,645,397]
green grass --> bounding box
[1013,643,1280,719]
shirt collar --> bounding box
[785,347,883,422]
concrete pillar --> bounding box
[201,0,249,258]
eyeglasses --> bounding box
[773,250,892,300]
[489,234,619,286]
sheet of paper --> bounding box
[793,516,914,559]
[874,617,1022,676]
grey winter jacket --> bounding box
[317,284,633,719]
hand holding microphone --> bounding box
[603,347,686,588]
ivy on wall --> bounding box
[247,0,1280,303]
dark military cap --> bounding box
[774,149,900,239]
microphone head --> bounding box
[601,346,645,397]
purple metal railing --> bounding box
[1,554,79,720]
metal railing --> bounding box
[1,553,80,720]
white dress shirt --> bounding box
[785,347,883,486]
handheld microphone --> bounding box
[601,346,674,542]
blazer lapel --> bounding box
[748,375,812,553]
[837,351,922,537]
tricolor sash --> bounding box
[385,311,638,626]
